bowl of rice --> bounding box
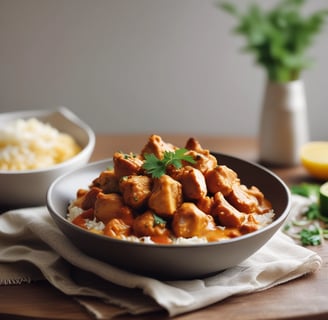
[47,135,291,279]
[0,107,95,208]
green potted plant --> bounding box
[220,0,328,166]
[220,0,328,83]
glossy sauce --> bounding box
[149,227,242,244]
[204,227,242,242]
[72,210,260,244]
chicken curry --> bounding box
[67,135,274,244]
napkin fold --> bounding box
[0,199,322,318]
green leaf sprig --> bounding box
[219,0,328,82]
[142,148,196,178]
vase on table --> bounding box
[258,79,309,166]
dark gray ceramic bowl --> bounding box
[47,153,291,280]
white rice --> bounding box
[253,211,275,225]
[67,206,84,221]
[67,205,274,244]
[0,118,81,170]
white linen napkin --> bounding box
[0,198,322,318]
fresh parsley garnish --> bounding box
[142,148,196,178]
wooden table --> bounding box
[0,134,327,320]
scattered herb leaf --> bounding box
[299,227,322,246]
[290,183,320,199]
[285,182,328,246]
[153,214,166,227]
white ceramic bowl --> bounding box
[47,153,291,280]
[0,107,95,209]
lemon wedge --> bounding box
[319,181,328,217]
[300,142,328,180]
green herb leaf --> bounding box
[153,214,166,227]
[142,148,196,178]
[299,227,322,246]
[285,182,328,246]
[142,153,167,178]
[290,183,320,199]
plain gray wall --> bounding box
[0,0,327,139]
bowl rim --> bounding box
[0,107,95,174]
[47,153,291,249]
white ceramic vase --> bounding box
[259,79,309,166]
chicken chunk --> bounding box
[133,210,169,236]
[91,169,120,193]
[104,218,132,239]
[148,174,183,217]
[72,187,101,210]
[113,152,144,179]
[172,202,216,238]
[205,165,239,196]
[175,166,207,200]
[94,192,134,225]
[140,134,177,159]
[239,215,260,234]
[196,196,214,215]
[119,175,152,210]
[227,183,259,214]
[211,192,246,228]
[244,185,273,213]
[185,137,205,153]
[184,150,217,174]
